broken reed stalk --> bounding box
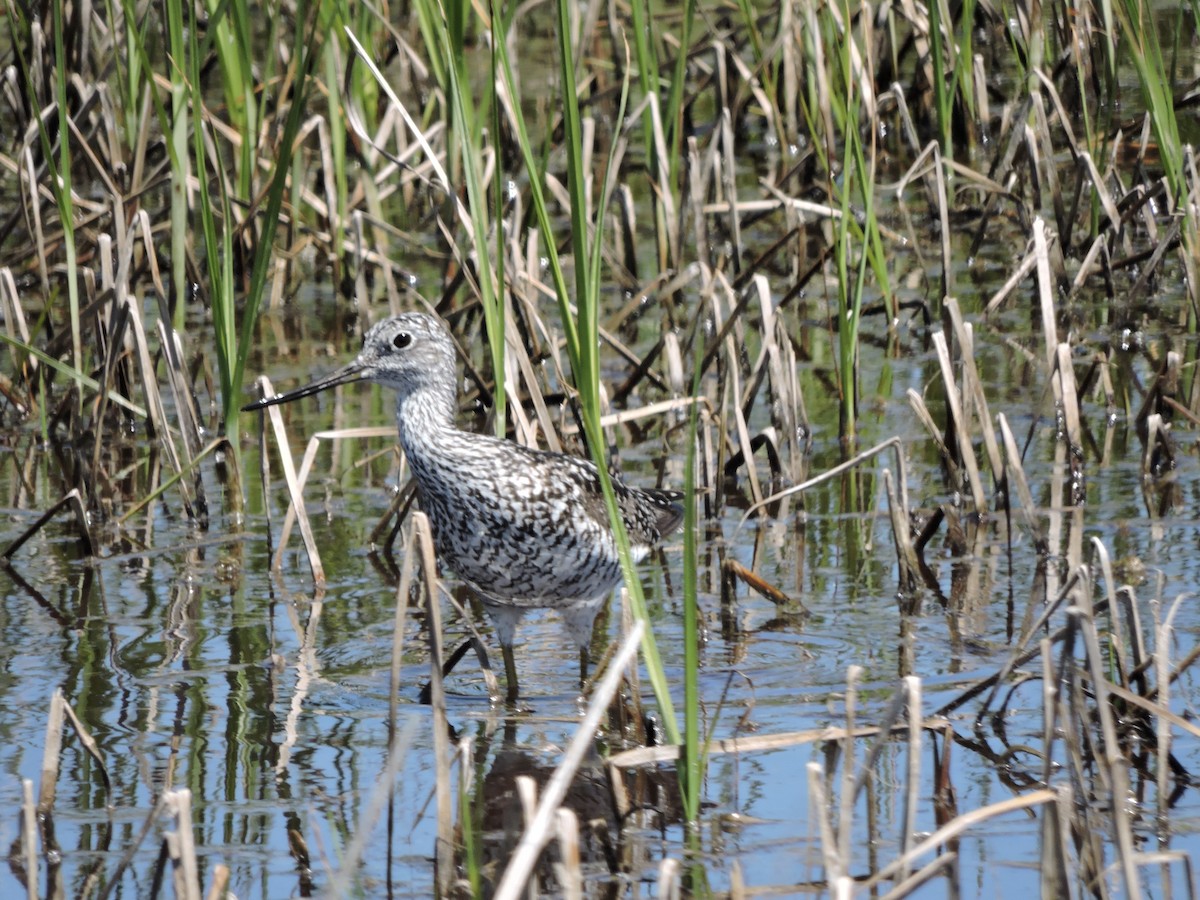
[21,778,36,900]
[883,468,919,593]
[274,425,395,562]
[1040,640,1071,897]
[383,525,417,887]
[657,858,681,900]
[863,790,1059,891]
[38,689,65,813]
[740,436,911,524]
[741,437,914,594]
[837,666,862,867]
[900,676,921,883]
[713,288,765,506]
[250,375,325,585]
[1,488,92,560]
[807,760,849,896]
[932,330,986,511]
[492,620,645,900]
[803,671,940,896]
[1072,575,1142,897]
[944,298,1002,481]
[164,789,201,900]
[553,808,582,900]
[997,413,1046,551]
[203,865,230,900]
[878,854,958,899]
[1155,594,1187,823]
[413,511,454,897]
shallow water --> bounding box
[3,4,1200,891]
[2,275,1199,897]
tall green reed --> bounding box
[803,1,890,444]
[203,0,258,201]
[165,0,190,333]
[627,0,698,270]
[1115,0,1187,213]
[193,0,322,446]
[409,0,508,436]
[503,2,716,825]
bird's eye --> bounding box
[392,332,412,350]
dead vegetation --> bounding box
[1,0,1199,896]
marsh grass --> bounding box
[2,0,1200,895]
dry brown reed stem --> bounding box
[20,778,35,900]
[932,331,986,511]
[1055,343,1083,457]
[883,469,919,593]
[123,296,168,440]
[905,389,952,464]
[931,147,953,301]
[164,789,201,900]
[1073,578,1142,898]
[204,864,230,900]
[492,620,645,900]
[37,690,64,813]
[610,718,953,769]
[657,858,681,900]
[806,760,850,898]
[1040,643,1072,898]
[153,314,207,510]
[713,288,764,506]
[837,666,862,868]
[723,559,808,611]
[740,436,911,527]
[945,299,1002,481]
[1033,219,1057,374]
[1155,594,1189,820]
[1098,677,1200,740]
[0,268,35,387]
[554,396,709,434]
[997,413,1045,551]
[889,93,937,210]
[901,676,921,881]
[414,510,454,897]
[251,375,324,585]
[878,852,958,900]
[1,487,92,560]
[390,525,417,738]
[274,425,394,559]
[751,274,808,480]
[57,691,109,797]
[866,789,1059,892]
[553,808,582,900]
[502,305,562,453]
[983,246,1038,315]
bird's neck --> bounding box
[395,382,457,456]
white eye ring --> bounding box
[392,332,412,350]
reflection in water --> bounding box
[446,717,681,897]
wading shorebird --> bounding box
[244,312,682,702]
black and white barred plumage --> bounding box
[247,313,682,697]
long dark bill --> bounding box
[241,360,369,412]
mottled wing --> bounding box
[553,453,683,547]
